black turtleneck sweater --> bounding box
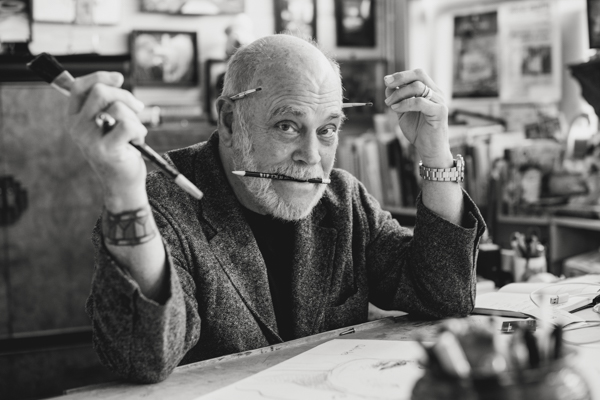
[241,207,296,341]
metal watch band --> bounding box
[419,154,465,182]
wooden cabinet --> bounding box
[0,83,104,337]
[0,83,214,339]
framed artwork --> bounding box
[452,11,499,98]
[0,0,31,43]
[274,0,316,39]
[588,0,600,48]
[335,0,375,47]
[131,30,198,87]
[140,0,244,15]
[338,59,386,116]
[204,59,227,124]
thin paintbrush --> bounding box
[26,52,203,200]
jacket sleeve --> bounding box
[85,203,201,383]
[365,186,486,319]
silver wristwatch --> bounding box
[419,154,464,182]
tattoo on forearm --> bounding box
[102,207,156,246]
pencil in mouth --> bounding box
[231,171,331,184]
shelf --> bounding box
[553,217,600,231]
[496,214,551,225]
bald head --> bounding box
[222,34,341,100]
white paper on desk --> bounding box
[197,339,426,400]
[475,292,584,326]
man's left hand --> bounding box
[384,69,452,167]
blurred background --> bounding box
[1,0,600,398]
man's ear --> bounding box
[216,96,235,147]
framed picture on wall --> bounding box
[140,0,244,15]
[0,0,32,44]
[131,30,198,87]
[588,0,600,48]
[452,11,499,98]
[274,0,317,39]
[204,59,227,124]
[338,59,386,116]
[335,0,375,47]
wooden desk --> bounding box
[55,312,600,400]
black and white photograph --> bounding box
[335,0,375,47]
[131,30,198,86]
[274,0,316,38]
[4,1,600,400]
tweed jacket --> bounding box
[87,132,486,383]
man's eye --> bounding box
[320,126,338,137]
[276,122,298,133]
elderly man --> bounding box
[69,34,485,383]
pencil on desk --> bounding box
[26,53,203,200]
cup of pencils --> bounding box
[411,318,591,400]
[511,230,547,282]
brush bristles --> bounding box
[26,53,65,84]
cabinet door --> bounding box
[1,84,103,335]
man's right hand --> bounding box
[67,72,149,209]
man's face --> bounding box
[231,59,343,221]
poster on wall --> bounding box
[452,11,499,98]
[274,0,316,39]
[131,30,198,87]
[0,0,31,43]
[141,0,244,15]
[498,0,560,103]
[335,0,375,47]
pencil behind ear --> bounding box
[217,96,235,147]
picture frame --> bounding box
[274,0,317,39]
[334,0,375,47]
[0,0,32,44]
[130,30,198,87]
[338,59,386,116]
[140,0,244,15]
[588,0,600,48]
[204,59,227,124]
[452,11,499,98]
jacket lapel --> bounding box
[183,134,281,342]
[291,200,337,338]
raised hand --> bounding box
[384,69,452,168]
[67,72,148,200]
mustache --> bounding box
[268,162,326,181]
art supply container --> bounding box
[411,348,591,400]
[513,255,546,282]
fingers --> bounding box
[103,102,148,146]
[69,71,124,114]
[384,69,441,95]
[385,80,442,107]
[390,96,444,119]
[79,83,144,120]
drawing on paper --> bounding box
[199,339,427,400]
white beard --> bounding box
[230,124,327,221]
